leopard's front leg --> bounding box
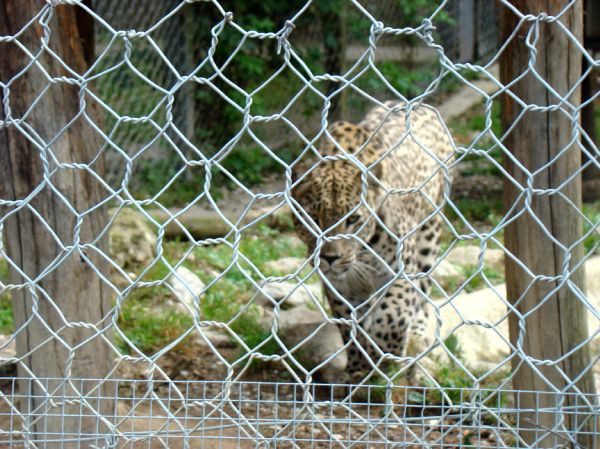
[360,273,436,386]
[325,279,427,382]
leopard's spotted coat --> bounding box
[292,100,455,382]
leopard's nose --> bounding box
[320,254,340,265]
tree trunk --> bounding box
[500,1,597,448]
[0,1,114,446]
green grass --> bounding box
[421,335,511,407]
[116,224,309,358]
[0,298,12,335]
[0,223,311,363]
[0,259,12,334]
[446,197,503,226]
[117,301,194,353]
[435,263,505,298]
[366,334,511,407]
[583,201,600,256]
[449,102,502,144]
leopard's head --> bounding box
[291,122,386,283]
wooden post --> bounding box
[320,0,347,121]
[501,1,598,447]
[458,0,476,62]
[0,1,114,445]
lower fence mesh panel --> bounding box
[0,379,598,448]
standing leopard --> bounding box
[291,100,455,382]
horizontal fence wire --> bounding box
[0,379,599,448]
[0,0,599,448]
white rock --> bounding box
[444,246,504,270]
[426,284,511,370]
[0,335,16,375]
[195,329,236,349]
[587,255,600,296]
[585,255,600,356]
[426,255,600,369]
[264,257,307,274]
[255,281,325,310]
[109,208,157,268]
[0,334,16,359]
[259,307,346,381]
[432,259,463,284]
[168,267,206,312]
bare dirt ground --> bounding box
[0,380,512,449]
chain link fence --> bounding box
[0,0,599,447]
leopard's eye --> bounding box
[346,214,361,226]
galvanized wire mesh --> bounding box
[0,0,599,448]
[1,379,599,448]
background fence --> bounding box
[92,0,501,189]
[0,0,599,448]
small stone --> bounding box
[264,257,306,274]
[259,307,346,381]
[432,259,463,284]
[255,281,324,310]
[0,335,16,359]
[168,267,206,312]
[426,256,600,369]
[195,329,235,349]
[109,208,157,268]
[445,246,504,270]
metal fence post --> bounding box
[500,1,598,447]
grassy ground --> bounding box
[115,224,310,357]
[0,260,11,335]
[366,334,512,406]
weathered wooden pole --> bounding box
[501,1,597,447]
[0,1,114,445]
[320,0,348,121]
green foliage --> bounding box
[583,201,600,255]
[365,332,509,407]
[0,260,12,334]
[132,159,206,205]
[347,0,453,41]
[123,0,462,205]
[215,145,293,187]
[117,302,193,354]
[443,334,461,357]
[394,0,452,25]
[364,62,439,99]
[0,296,12,335]
[422,336,511,406]
[437,263,505,298]
[448,197,503,225]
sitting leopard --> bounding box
[291,100,455,382]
